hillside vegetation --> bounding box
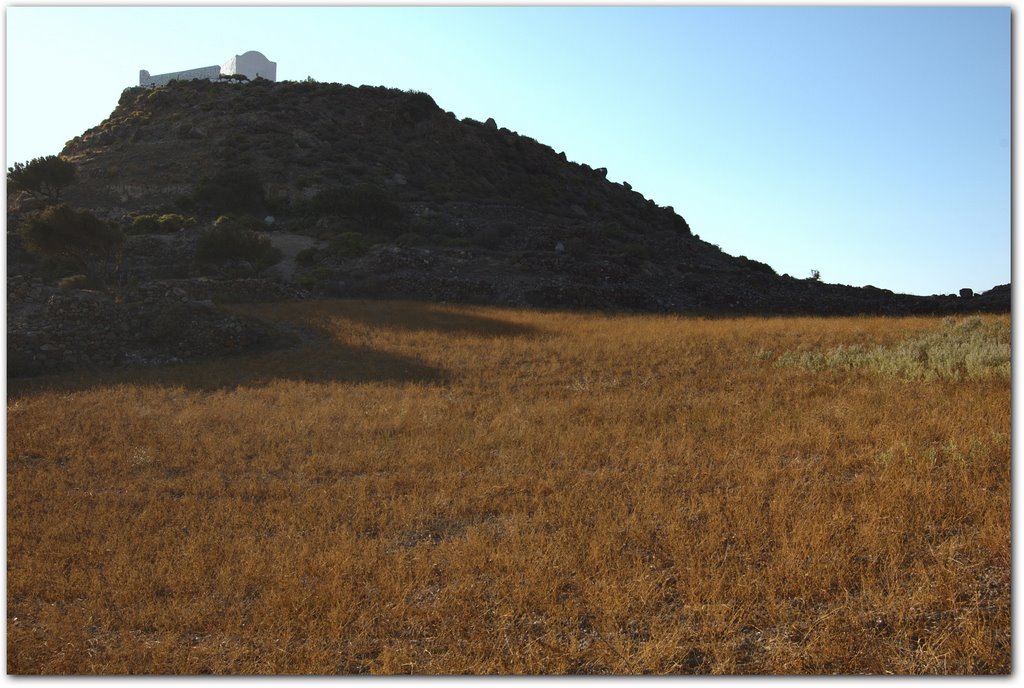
[7,304,1009,674]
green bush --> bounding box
[296,267,334,289]
[19,205,123,285]
[214,214,263,232]
[195,220,282,272]
[129,215,161,235]
[57,274,93,290]
[156,213,196,233]
[129,213,196,235]
[295,247,320,266]
[328,232,370,258]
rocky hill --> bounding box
[7,78,1010,367]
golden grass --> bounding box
[7,301,1010,674]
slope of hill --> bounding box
[13,77,1009,316]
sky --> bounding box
[4,5,1011,296]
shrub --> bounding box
[296,267,335,289]
[57,274,93,290]
[773,317,1010,382]
[328,232,370,258]
[156,213,196,233]
[295,247,320,266]
[195,219,282,272]
[129,213,196,235]
[19,205,123,285]
[129,215,161,235]
[214,214,263,232]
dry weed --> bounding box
[7,302,1010,674]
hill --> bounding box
[39,77,1008,315]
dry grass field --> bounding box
[6,300,1010,674]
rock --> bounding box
[264,215,276,225]
[484,117,497,129]
[555,242,565,253]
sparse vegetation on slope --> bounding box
[7,305,1009,674]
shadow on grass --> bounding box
[6,298,543,397]
[238,298,542,339]
[7,338,449,397]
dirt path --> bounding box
[265,231,325,282]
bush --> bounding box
[774,317,1010,382]
[214,214,263,232]
[328,232,370,258]
[57,274,93,290]
[295,247,320,266]
[156,213,196,233]
[129,213,196,235]
[129,215,160,235]
[195,219,282,272]
[19,205,123,285]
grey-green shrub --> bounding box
[773,317,1010,382]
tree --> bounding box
[18,205,124,286]
[7,155,77,204]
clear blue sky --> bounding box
[5,6,1010,295]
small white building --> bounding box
[221,51,277,82]
[139,50,277,87]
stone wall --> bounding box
[140,65,221,88]
[7,276,305,378]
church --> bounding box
[139,50,276,88]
